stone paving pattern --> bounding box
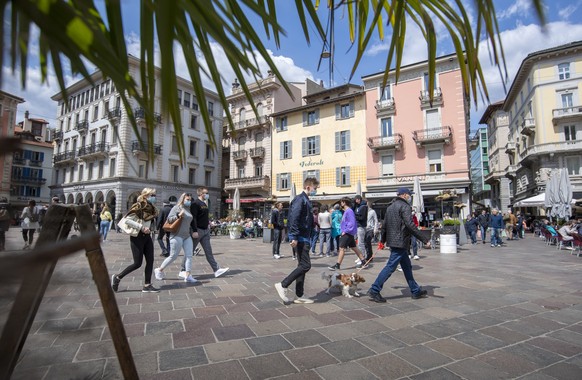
[2,228,582,379]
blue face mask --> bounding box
[309,189,317,196]
[204,194,209,201]
[148,196,156,204]
[184,200,192,207]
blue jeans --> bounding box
[370,247,422,296]
[272,228,283,256]
[100,220,111,240]
[281,241,311,298]
[480,226,488,242]
[469,230,477,244]
[310,229,319,252]
[319,228,331,255]
[490,228,500,246]
[411,236,418,256]
[161,235,193,272]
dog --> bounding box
[321,271,366,298]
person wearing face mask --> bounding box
[367,187,431,303]
[111,187,160,293]
[328,197,367,271]
[154,193,197,283]
[190,186,229,278]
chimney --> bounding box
[25,110,29,119]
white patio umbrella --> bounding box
[545,169,561,221]
[289,182,296,204]
[412,176,425,222]
[356,180,362,196]
[552,168,573,220]
[233,187,240,216]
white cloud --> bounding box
[558,1,582,20]
[497,0,531,20]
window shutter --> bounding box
[349,101,355,117]
[335,104,340,120]
[335,131,340,151]
[315,170,320,181]
[302,138,307,156]
[276,174,280,191]
[303,171,307,182]
[346,131,351,150]
[280,142,284,160]
[346,167,351,185]
[276,118,281,131]
[315,135,320,154]
[289,141,292,158]
[336,167,340,186]
[315,109,320,124]
[40,152,45,161]
[302,112,307,126]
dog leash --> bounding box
[356,251,376,274]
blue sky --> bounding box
[3,0,582,133]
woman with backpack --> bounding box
[21,200,40,249]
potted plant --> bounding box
[441,219,460,235]
[440,219,460,254]
[227,224,243,239]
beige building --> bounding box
[504,41,582,204]
[271,83,367,208]
[0,91,24,200]
[479,101,512,210]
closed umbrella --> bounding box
[545,169,560,221]
[356,180,362,196]
[289,183,296,203]
[412,176,424,222]
[554,168,573,220]
[233,187,240,216]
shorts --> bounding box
[339,234,357,249]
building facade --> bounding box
[479,101,512,210]
[222,72,308,218]
[11,112,54,209]
[270,83,367,208]
[469,127,491,207]
[50,55,223,217]
[503,41,582,204]
[362,54,471,221]
[0,91,24,200]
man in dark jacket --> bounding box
[477,209,490,244]
[270,202,285,259]
[275,177,319,304]
[353,195,368,256]
[368,187,430,303]
[489,208,504,247]
[465,214,479,244]
[156,201,172,257]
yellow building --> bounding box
[504,41,582,203]
[271,83,367,207]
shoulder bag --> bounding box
[118,213,143,237]
[163,215,182,233]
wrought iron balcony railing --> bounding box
[367,134,403,151]
[131,140,162,155]
[74,120,88,134]
[233,150,248,161]
[78,142,110,157]
[135,107,162,124]
[412,126,452,146]
[249,147,265,159]
[53,150,76,164]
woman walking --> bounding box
[99,203,113,241]
[20,200,40,249]
[154,193,197,283]
[111,188,159,293]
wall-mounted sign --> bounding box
[299,159,324,167]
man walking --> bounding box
[270,202,285,259]
[156,201,172,257]
[477,209,490,244]
[353,195,368,256]
[364,201,378,263]
[275,177,319,304]
[190,187,229,277]
[367,187,431,303]
[489,208,504,247]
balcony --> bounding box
[224,116,270,132]
[224,175,270,191]
[78,142,110,160]
[29,159,43,167]
[12,157,26,165]
[520,118,535,136]
[505,141,516,154]
[520,139,582,165]
[135,107,162,124]
[52,130,63,141]
[419,87,443,108]
[74,120,88,134]
[552,105,582,125]
[233,150,248,161]
[11,175,47,185]
[249,147,265,159]
[468,133,479,151]
[505,164,519,179]
[53,150,76,165]
[131,140,162,155]
[367,134,403,151]
[412,126,452,147]
[107,107,122,123]
[375,98,395,116]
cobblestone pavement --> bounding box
[2,228,582,379]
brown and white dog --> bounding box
[321,272,366,298]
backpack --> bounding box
[29,211,39,223]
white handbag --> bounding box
[118,214,143,237]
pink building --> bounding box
[361,54,471,222]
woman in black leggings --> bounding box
[111,187,159,292]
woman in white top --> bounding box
[154,193,197,283]
[318,204,332,256]
[20,199,40,249]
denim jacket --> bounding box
[287,192,313,243]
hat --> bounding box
[397,187,413,195]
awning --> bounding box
[225,198,265,204]
[514,193,577,207]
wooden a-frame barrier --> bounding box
[0,204,138,379]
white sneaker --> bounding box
[413,255,420,260]
[275,282,292,303]
[214,267,229,278]
[397,265,403,272]
[178,271,188,279]
[274,254,281,259]
[154,268,165,281]
[293,297,314,304]
[184,275,198,283]
[355,258,362,265]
